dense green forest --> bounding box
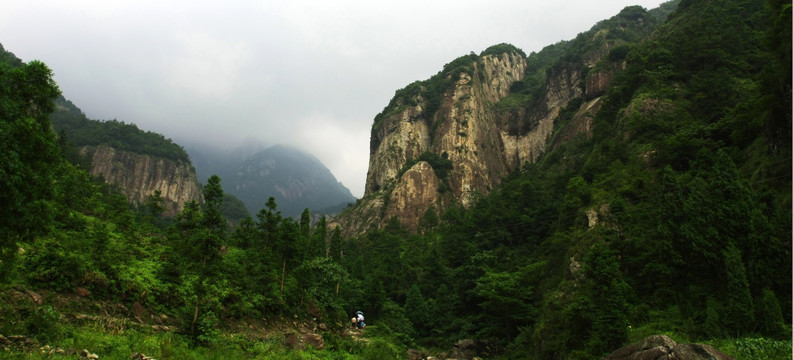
[50,96,190,162]
[0,0,791,358]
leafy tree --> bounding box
[230,216,258,249]
[328,226,343,261]
[219,193,250,227]
[169,175,228,343]
[294,257,348,312]
[144,189,165,218]
[418,206,439,235]
[472,267,536,341]
[404,284,430,336]
[199,175,227,262]
[582,241,630,356]
[722,242,754,337]
[0,59,61,278]
[755,287,789,339]
[312,215,327,258]
[299,208,311,239]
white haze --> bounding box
[1,0,668,198]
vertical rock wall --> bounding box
[84,145,203,216]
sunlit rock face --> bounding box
[336,45,617,236]
[84,145,203,216]
[382,161,439,233]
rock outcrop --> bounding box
[334,47,607,235]
[83,145,203,216]
[603,335,735,360]
[334,9,660,236]
[335,50,528,235]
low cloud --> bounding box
[2,0,668,198]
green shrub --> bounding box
[359,338,403,360]
[22,238,87,291]
[24,304,63,343]
[712,338,793,360]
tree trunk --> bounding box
[192,296,199,335]
[280,260,286,294]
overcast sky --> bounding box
[2,0,667,198]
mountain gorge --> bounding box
[189,144,356,218]
[0,0,790,358]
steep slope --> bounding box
[79,144,202,216]
[339,0,790,357]
[334,5,670,235]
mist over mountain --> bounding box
[0,0,790,358]
[188,143,356,217]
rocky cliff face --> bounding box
[83,145,203,216]
[335,10,658,236]
[336,51,531,234]
[334,49,614,235]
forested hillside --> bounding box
[50,97,190,162]
[0,0,790,358]
[339,0,791,357]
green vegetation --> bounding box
[372,49,493,135]
[1,0,791,358]
[480,43,527,58]
[397,151,454,193]
[50,97,190,162]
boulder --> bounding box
[25,290,42,305]
[284,333,299,349]
[75,287,91,297]
[304,333,324,350]
[308,300,320,318]
[132,302,148,324]
[449,339,498,360]
[603,335,735,360]
[408,348,430,360]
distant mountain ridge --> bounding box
[189,144,356,218]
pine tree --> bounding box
[0,60,61,278]
[329,226,343,261]
[722,242,754,337]
[404,284,430,336]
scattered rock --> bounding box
[285,333,299,349]
[304,333,324,350]
[308,300,320,318]
[132,302,147,324]
[449,339,498,360]
[603,334,735,360]
[408,348,430,360]
[76,287,92,297]
[79,348,99,359]
[131,352,156,360]
[318,323,328,331]
[150,325,169,332]
[2,334,38,350]
[25,290,42,305]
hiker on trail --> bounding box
[356,311,365,329]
